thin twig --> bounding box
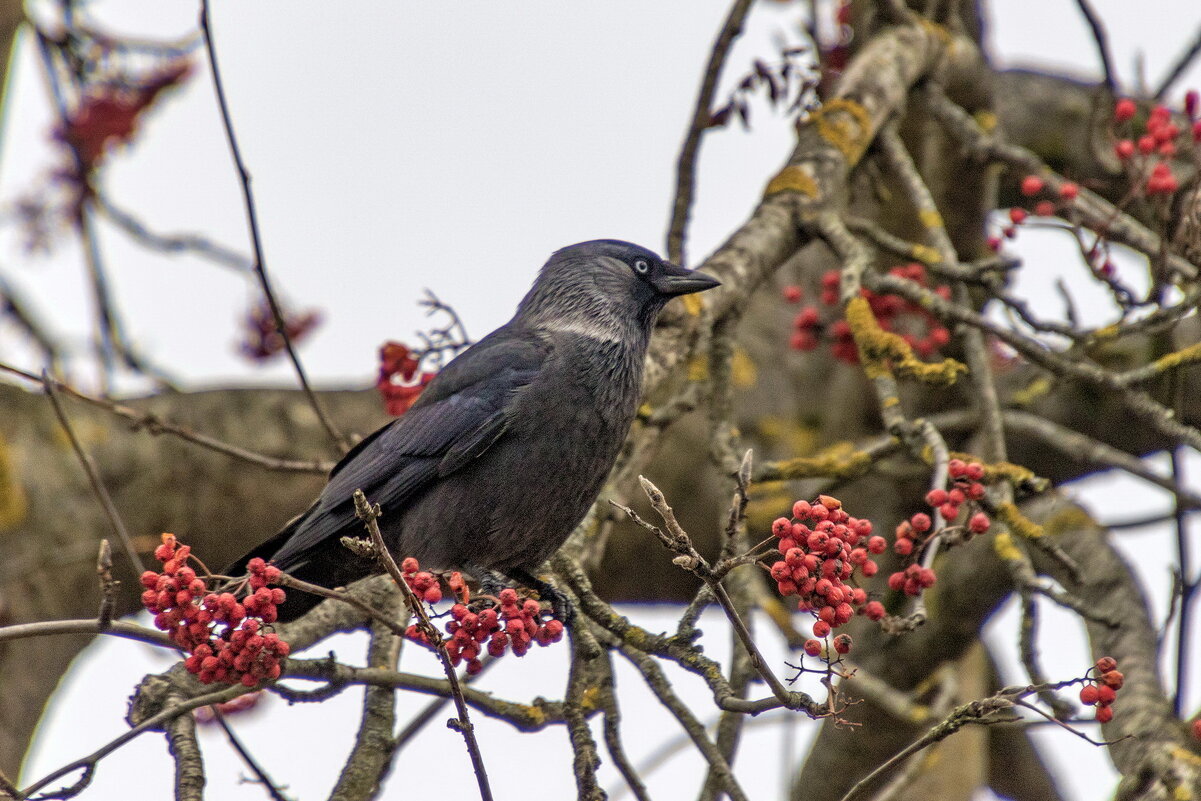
[1072,0,1118,94]
[96,193,255,273]
[619,476,808,710]
[1,362,330,474]
[199,1,348,453]
[837,696,1018,801]
[667,0,755,265]
[0,274,63,369]
[0,618,174,648]
[596,651,652,801]
[1170,446,1195,717]
[210,709,292,801]
[615,640,750,801]
[1153,22,1201,99]
[42,371,146,576]
[20,685,249,799]
[393,658,499,751]
[351,490,494,801]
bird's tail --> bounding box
[222,514,375,623]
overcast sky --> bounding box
[7,1,1201,799]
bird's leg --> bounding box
[464,564,511,600]
[464,563,574,623]
[508,568,574,624]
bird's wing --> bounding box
[266,327,548,567]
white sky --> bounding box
[7,1,1201,799]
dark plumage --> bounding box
[228,240,719,621]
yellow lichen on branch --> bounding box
[996,502,1045,541]
[764,164,820,199]
[1144,341,1201,376]
[813,98,873,164]
[0,435,27,530]
[845,296,966,385]
[992,530,1025,564]
[755,441,874,481]
[946,452,1042,489]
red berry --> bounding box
[1058,182,1079,200]
[948,459,967,478]
[969,513,990,533]
[812,620,831,638]
[1008,207,1027,224]
[1034,200,1055,217]
[401,557,419,573]
[782,285,803,303]
[1192,719,1201,740]
[833,633,852,654]
[1095,705,1114,723]
[1096,685,1117,704]
[1114,98,1136,121]
[1079,685,1099,705]
[1095,656,1118,673]
[1019,175,1044,196]
[893,538,913,556]
[910,513,932,533]
[926,489,948,506]
[803,639,822,657]
[1115,139,1135,159]
[1101,670,1124,690]
[965,462,984,480]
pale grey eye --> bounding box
[633,259,650,275]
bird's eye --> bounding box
[633,259,650,275]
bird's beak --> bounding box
[652,261,721,297]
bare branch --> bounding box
[42,371,145,576]
[209,710,292,801]
[667,0,755,265]
[1153,22,1201,99]
[1071,0,1119,94]
[351,490,494,801]
[200,1,349,453]
[0,362,330,474]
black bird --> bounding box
[229,240,719,621]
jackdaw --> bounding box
[228,239,719,621]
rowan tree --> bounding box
[1,1,1200,800]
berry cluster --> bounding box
[925,458,991,534]
[785,266,951,363]
[400,558,565,674]
[1015,174,1081,220]
[1078,656,1124,724]
[888,459,991,596]
[56,59,192,174]
[1112,95,1200,197]
[239,299,321,362]
[400,557,444,603]
[378,341,436,416]
[767,495,888,655]
[140,535,291,687]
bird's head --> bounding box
[517,240,720,341]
